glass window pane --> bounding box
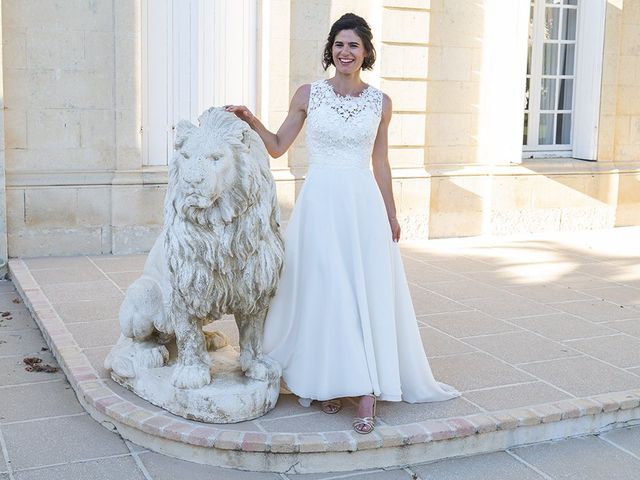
[529,5,534,41]
[556,113,572,144]
[545,7,560,40]
[564,0,577,5]
[563,8,577,40]
[523,113,529,145]
[527,44,532,75]
[558,79,573,110]
[539,113,555,144]
[525,77,530,110]
[542,43,558,75]
[540,78,556,110]
[559,44,575,75]
[546,0,562,4]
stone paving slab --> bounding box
[0,380,85,423]
[3,414,130,470]
[11,457,147,480]
[512,435,640,479]
[6,227,640,474]
[410,451,544,480]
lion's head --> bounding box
[167,108,269,226]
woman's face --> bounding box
[332,29,366,74]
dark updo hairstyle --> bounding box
[322,13,376,71]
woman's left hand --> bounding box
[389,217,401,243]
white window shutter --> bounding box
[572,0,606,161]
[142,0,257,166]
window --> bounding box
[524,0,578,156]
[142,0,257,166]
[523,0,606,160]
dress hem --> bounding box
[282,380,402,403]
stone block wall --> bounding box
[0,2,7,268]
[0,0,639,256]
[599,0,640,162]
[1,0,158,256]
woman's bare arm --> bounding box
[371,94,400,242]
[225,84,310,158]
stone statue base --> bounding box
[110,345,280,424]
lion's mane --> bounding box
[163,108,284,322]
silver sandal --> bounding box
[321,399,343,414]
[352,395,377,434]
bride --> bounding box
[225,13,459,434]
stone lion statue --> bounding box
[105,107,284,391]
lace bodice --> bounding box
[306,79,383,169]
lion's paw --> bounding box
[244,356,282,382]
[171,361,211,389]
[119,277,165,340]
[136,345,169,370]
[105,337,168,379]
[109,356,136,379]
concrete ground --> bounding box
[2,227,640,478]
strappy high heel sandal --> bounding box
[353,394,377,434]
[321,399,343,414]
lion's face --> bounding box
[173,127,239,211]
[168,109,265,226]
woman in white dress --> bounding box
[226,13,459,434]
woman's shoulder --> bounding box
[364,85,391,116]
[293,83,313,98]
[359,86,389,121]
[379,90,392,110]
[290,84,313,111]
[366,84,389,100]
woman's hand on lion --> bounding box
[224,105,255,125]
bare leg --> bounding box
[171,310,211,389]
[353,395,377,434]
[356,395,375,418]
[234,310,281,381]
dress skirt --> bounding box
[263,165,460,403]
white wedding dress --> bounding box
[263,79,460,403]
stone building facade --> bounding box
[1,0,639,258]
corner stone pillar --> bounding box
[0,3,9,274]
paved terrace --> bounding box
[2,227,640,477]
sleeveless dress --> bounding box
[263,79,460,403]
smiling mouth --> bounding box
[338,58,354,65]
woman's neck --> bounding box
[328,72,366,96]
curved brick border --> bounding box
[9,258,640,473]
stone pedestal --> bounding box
[111,345,280,423]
